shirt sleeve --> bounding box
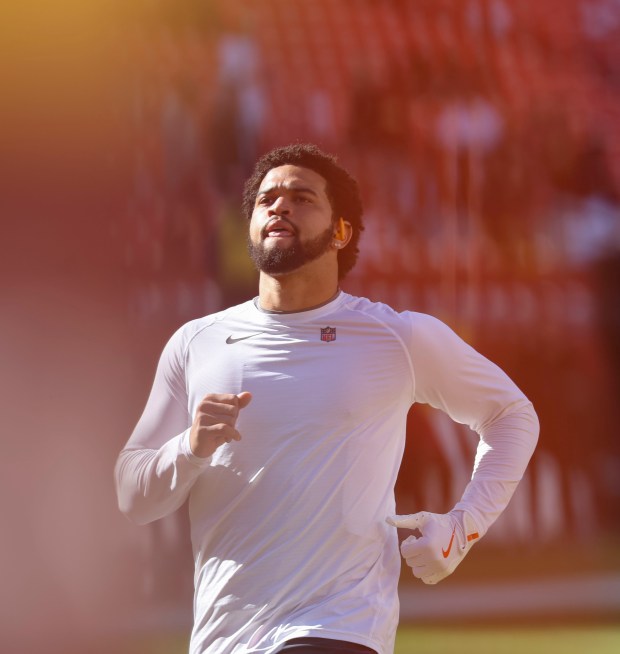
[408,313,539,536]
[114,324,210,525]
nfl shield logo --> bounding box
[320,327,337,342]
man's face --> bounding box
[247,165,336,276]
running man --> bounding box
[115,144,539,654]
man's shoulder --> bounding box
[341,293,433,326]
[341,293,396,317]
[192,299,254,326]
[171,299,256,346]
[340,293,456,346]
[342,296,476,380]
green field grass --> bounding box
[394,626,620,654]
[119,625,620,654]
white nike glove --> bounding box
[386,510,480,585]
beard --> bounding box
[247,223,334,275]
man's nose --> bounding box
[268,196,290,216]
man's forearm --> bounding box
[454,401,539,535]
[115,431,209,525]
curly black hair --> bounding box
[241,143,364,279]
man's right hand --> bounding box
[189,392,252,458]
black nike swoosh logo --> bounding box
[226,333,263,344]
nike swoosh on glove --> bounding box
[386,510,480,584]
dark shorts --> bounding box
[277,637,377,654]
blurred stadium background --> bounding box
[1,1,619,652]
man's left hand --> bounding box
[386,511,480,584]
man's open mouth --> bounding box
[263,220,296,239]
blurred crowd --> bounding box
[117,0,620,601]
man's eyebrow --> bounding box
[257,185,319,197]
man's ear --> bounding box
[333,217,353,248]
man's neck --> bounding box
[258,268,339,313]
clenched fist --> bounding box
[386,510,480,584]
[190,392,252,458]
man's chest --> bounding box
[185,320,413,429]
